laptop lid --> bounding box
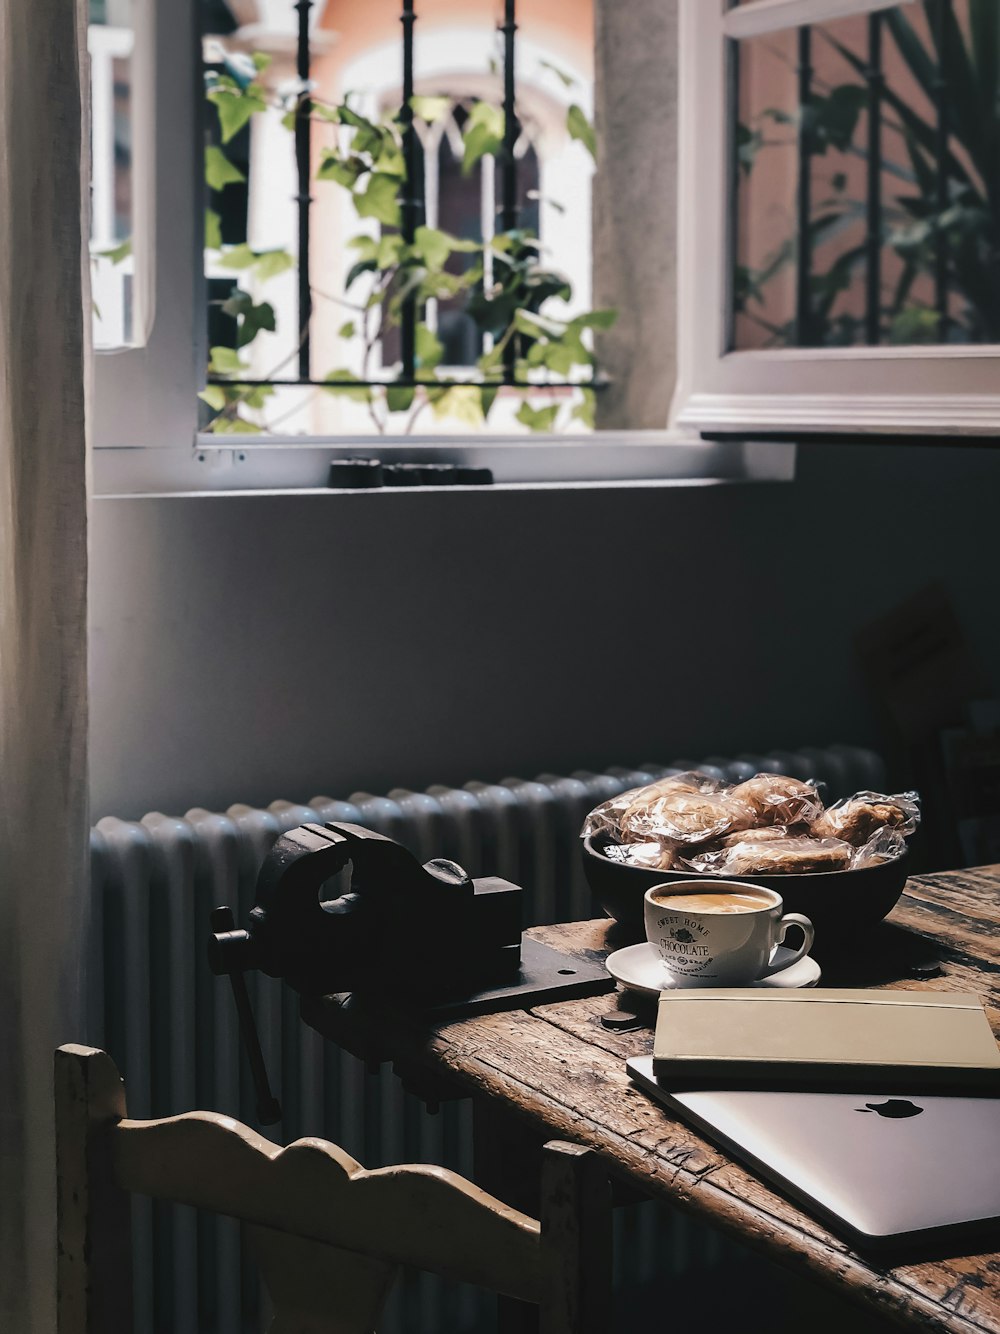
[627,1055,1000,1248]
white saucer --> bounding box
[605,942,821,997]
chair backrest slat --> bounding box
[112,1112,544,1300]
[55,1044,611,1334]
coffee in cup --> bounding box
[643,880,814,987]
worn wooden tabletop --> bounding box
[302,866,1000,1334]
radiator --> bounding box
[89,744,883,1334]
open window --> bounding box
[673,0,1000,439]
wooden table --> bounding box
[302,866,1000,1334]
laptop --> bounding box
[627,1055,1000,1249]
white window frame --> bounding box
[671,0,1000,439]
[90,0,795,493]
[92,0,202,452]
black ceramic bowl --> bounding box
[581,831,909,941]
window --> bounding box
[91,0,787,488]
[197,1,603,439]
[89,0,137,348]
[673,0,1000,439]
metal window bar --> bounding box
[295,0,313,380]
[207,0,600,396]
[933,0,951,339]
[724,34,741,355]
[795,23,813,346]
[400,0,418,381]
[864,11,883,346]
[500,0,520,385]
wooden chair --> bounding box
[55,1045,612,1334]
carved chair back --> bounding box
[54,1045,611,1334]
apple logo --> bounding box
[856,1099,924,1119]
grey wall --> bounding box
[90,444,1000,820]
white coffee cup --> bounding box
[643,880,815,988]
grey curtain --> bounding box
[0,1,90,1329]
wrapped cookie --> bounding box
[732,774,823,828]
[601,840,677,871]
[810,790,920,847]
[681,833,853,876]
[621,786,757,846]
[710,823,809,850]
[851,826,908,868]
[581,772,719,842]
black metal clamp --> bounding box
[209,821,612,1125]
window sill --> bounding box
[92,433,796,496]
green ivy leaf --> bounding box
[570,388,596,428]
[514,308,566,339]
[243,383,275,409]
[198,385,228,411]
[346,258,377,289]
[210,415,261,434]
[317,151,366,188]
[208,83,266,143]
[515,401,560,432]
[541,342,575,376]
[353,173,402,226]
[217,243,256,271]
[99,237,132,264]
[208,345,248,376]
[253,249,295,281]
[462,103,505,174]
[567,104,596,159]
[311,101,344,124]
[348,235,378,259]
[252,52,272,72]
[415,323,444,372]
[376,233,406,267]
[429,385,483,425]
[323,369,373,402]
[410,95,452,123]
[569,307,617,331]
[205,209,222,251]
[338,320,357,339]
[373,140,406,178]
[386,384,416,412]
[413,225,454,271]
[222,289,277,347]
[348,117,388,159]
[480,384,500,419]
[205,145,246,190]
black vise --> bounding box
[208,821,523,1000]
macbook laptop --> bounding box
[627,1055,1000,1249]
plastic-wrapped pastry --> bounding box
[850,826,908,868]
[810,791,920,847]
[681,834,853,876]
[732,774,823,828]
[620,787,756,846]
[710,823,809,850]
[601,841,676,871]
[581,772,717,842]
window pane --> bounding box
[197,1,598,436]
[730,0,1000,350]
[89,0,135,348]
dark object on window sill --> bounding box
[326,457,385,488]
[328,459,493,489]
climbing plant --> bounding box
[198,51,613,433]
